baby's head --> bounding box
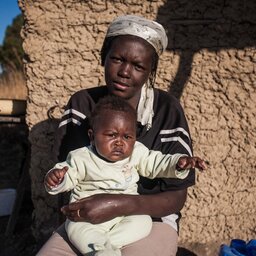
[88,95,137,162]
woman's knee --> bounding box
[121,222,178,256]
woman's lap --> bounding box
[36,222,178,256]
[122,222,178,256]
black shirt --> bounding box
[54,86,195,195]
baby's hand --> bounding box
[44,166,69,189]
[177,156,208,171]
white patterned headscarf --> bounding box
[105,15,168,56]
[105,15,168,130]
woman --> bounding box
[37,15,195,256]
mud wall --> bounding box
[18,0,256,253]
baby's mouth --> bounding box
[112,149,124,155]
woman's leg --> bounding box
[36,223,82,256]
[121,222,178,256]
[36,222,178,256]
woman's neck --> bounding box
[107,89,141,110]
[126,93,141,110]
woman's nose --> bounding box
[118,63,131,78]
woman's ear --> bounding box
[88,129,94,145]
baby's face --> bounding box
[91,110,136,162]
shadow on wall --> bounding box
[156,0,256,99]
[29,114,62,234]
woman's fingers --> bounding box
[62,199,84,213]
[61,208,81,221]
[61,194,124,224]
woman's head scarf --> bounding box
[103,15,168,131]
[105,15,168,56]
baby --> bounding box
[45,95,207,256]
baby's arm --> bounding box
[133,142,208,179]
[44,166,68,190]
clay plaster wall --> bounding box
[18,0,256,253]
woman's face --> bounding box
[104,35,155,107]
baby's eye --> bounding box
[105,133,115,138]
[124,135,133,140]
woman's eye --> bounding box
[135,65,143,71]
[111,57,122,63]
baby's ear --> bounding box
[88,129,94,144]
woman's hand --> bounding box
[61,189,187,224]
[61,194,132,224]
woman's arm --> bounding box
[61,189,187,224]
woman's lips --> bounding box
[113,81,129,91]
